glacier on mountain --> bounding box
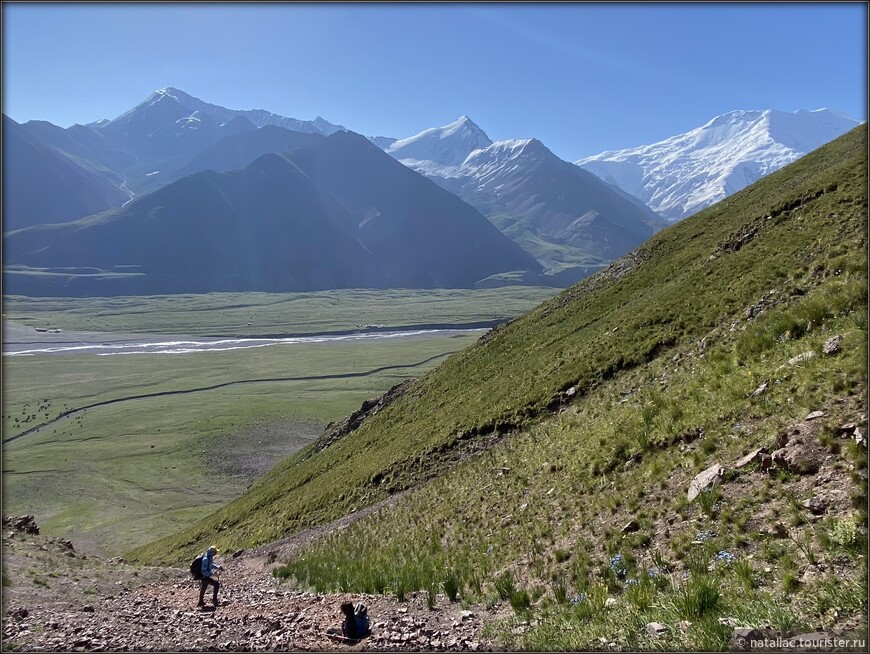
[575,108,862,221]
[385,116,493,167]
[382,117,664,276]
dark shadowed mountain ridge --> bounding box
[18,119,132,185]
[5,132,542,295]
[173,125,327,181]
[283,130,542,287]
[2,115,129,232]
[4,153,382,294]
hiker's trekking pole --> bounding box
[217,567,227,602]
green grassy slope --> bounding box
[486,212,611,273]
[274,277,866,649]
[130,125,867,581]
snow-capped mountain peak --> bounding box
[576,107,861,221]
[382,117,663,274]
[386,116,493,167]
[104,87,346,137]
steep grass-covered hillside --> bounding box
[132,127,866,646]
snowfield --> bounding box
[576,108,861,221]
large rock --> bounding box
[688,463,724,501]
[802,497,829,515]
[646,622,667,637]
[2,515,39,534]
[734,448,771,470]
[772,424,825,474]
[822,335,841,354]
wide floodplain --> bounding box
[1,287,557,556]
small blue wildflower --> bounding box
[609,554,628,577]
[714,550,735,565]
[648,568,659,578]
[623,578,640,590]
[694,530,715,542]
[570,593,588,605]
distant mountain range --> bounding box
[2,88,860,295]
[4,131,539,296]
[11,87,344,196]
[106,87,346,136]
[380,116,665,282]
[576,108,862,221]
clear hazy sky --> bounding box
[2,1,867,160]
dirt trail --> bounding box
[1,514,510,652]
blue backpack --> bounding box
[344,603,370,638]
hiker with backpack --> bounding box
[192,545,224,607]
[327,601,370,641]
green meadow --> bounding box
[2,286,558,336]
[2,287,557,555]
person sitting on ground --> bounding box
[327,601,370,640]
[197,545,224,607]
[341,601,360,639]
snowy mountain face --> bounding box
[395,137,551,202]
[449,138,549,183]
[64,87,350,185]
[107,88,346,136]
[576,108,861,221]
[385,116,493,167]
[385,119,664,278]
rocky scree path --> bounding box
[1,520,504,652]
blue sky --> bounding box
[2,2,866,160]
